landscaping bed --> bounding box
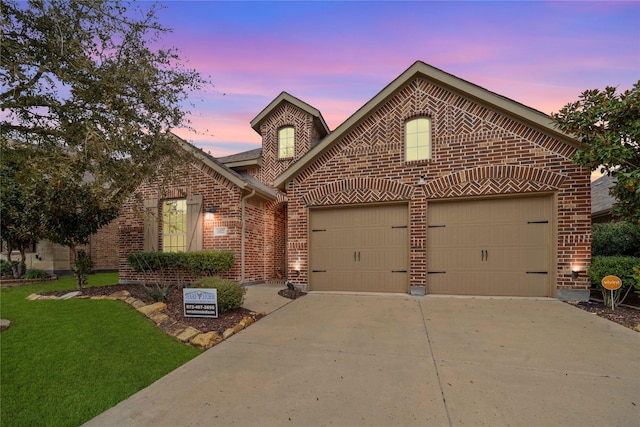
[569,290,640,331]
[45,283,263,335]
[42,282,307,336]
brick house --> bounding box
[118,61,591,300]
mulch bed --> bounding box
[43,283,304,335]
[571,300,640,331]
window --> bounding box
[162,199,187,252]
[278,126,295,159]
[405,117,431,161]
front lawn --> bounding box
[0,273,202,427]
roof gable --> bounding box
[171,134,276,200]
[250,91,330,137]
[273,61,581,189]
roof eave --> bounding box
[222,158,262,169]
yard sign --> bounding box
[183,288,218,318]
[601,275,622,310]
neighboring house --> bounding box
[0,224,119,276]
[591,174,617,223]
[118,61,592,300]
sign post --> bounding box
[601,275,622,310]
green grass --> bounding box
[0,273,202,427]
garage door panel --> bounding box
[427,196,552,297]
[310,204,408,293]
[428,272,486,295]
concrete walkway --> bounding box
[84,291,640,427]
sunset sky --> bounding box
[153,1,640,157]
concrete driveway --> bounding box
[85,289,640,426]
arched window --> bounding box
[278,126,295,159]
[405,117,431,161]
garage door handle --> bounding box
[392,270,407,273]
[312,270,327,273]
[526,271,548,274]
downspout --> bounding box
[241,189,256,284]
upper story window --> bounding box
[278,126,295,159]
[162,199,186,252]
[405,117,431,162]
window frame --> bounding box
[404,117,432,162]
[278,126,295,159]
[161,198,187,253]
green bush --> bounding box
[126,252,166,272]
[592,222,640,257]
[0,259,15,277]
[23,269,50,280]
[126,251,234,276]
[191,276,245,314]
[588,255,640,306]
[185,250,235,277]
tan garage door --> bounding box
[309,204,409,292]
[427,196,552,297]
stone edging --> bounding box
[26,290,265,350]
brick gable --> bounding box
[284,75,591,296]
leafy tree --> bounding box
[552,82,640,224]
[1,0,205,276]
[0,144,45,278]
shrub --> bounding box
[185,250,235,277]
[191,276,245,314]
[126,251,165,272]
[0,259,15,277]
[23,269,50,280]
[592,222,640,257]
[588,255,640,306]
[1,259,22,278]
[126,251,234,276]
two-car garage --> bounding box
[308,195,553,297]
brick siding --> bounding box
[282,77,591,293]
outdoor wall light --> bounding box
[205,206,217,220]
[571,265,581,279]
[418,175,425,185]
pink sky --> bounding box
[155,1,640,158]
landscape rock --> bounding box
[239,316,255,328]
[0,319,10,331]
[125,297,147,309]
[137,302,166,315]
[222,328,235,339]
[175,326,201,343]
[634,324,640,333]
[59,291,81,300]
[148,312,172,326]
[190,331,223,350]
[108,290,131,300]
[26,293,40,300]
